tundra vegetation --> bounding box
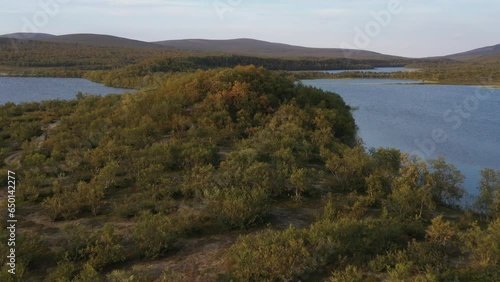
[1,65,499,281]
[1,38,500,280]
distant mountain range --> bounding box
[1,32,499,62]
[444,44,500,62]
[153,38,402,60]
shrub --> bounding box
[60,223,125,270]
[226,227,312,281]
[204,186,269,229]
[107,266,158,282]
[132,211,178,259]
[83,224,126,270]
[73,262,101,282]
[425,215,459,251]
[113,191,178,219]
[308,217,405,267]
[61,223,90,260]
[46,259,78,282]
[328,265,365,282]
[461,218,500,267]
[16,232,52,269]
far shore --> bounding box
[1,71,499,89]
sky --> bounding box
[0,0,499,58]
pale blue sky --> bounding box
[1,0,498,58]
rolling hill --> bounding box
[0,33,402,60]
[0,33,165,49]
[0,32,56,40]
[1,32,498,62]
[153,38,402,60]
[44,34,165,49]
[445,44,500,62]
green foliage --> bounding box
[324,146,373,192]
[385,155,435,221]
[58,223,125,274]
[132,211,178,259]
[475,168,500,219]
[84,54,403,89]
[73,263,101,282]
[60,223,90,260]
[0,227,50,280]
[204,186,269,230]
[226,227,311,281]
[113,191,177,219]
[428,157,465,206]
[226,198,409,281]
[370,147,402,174]
[83,224,125,270]
[308,217,406,266]
[42,180,107,220]
[425,215,459,249]
[46,258,78,282]
[328,265,365,282]
[107,266,158,282]
[7,64,499,281]
[461,218,500,267]
[16,232,52,269]
[370,240,448,280]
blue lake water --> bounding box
[302,78,500,196]
[0,77,131,104]
[322,67,418,74]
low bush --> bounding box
[226,227,312,281]
[132,211,179,259]
[204,186,269,229]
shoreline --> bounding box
[2,72,499,89]
[298,76,500,88]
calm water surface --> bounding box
[322,67,418,74]
[302,78,500,195]
[0,77,131,104]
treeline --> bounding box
[1,66,499,281]
[186,55,403,71]
[0,38,410,83]
[84,55,409,88]
[394,63,500,84]
[296,62,500,85]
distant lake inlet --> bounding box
[0,77,131,104]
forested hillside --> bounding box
[1,66,500,281]
[0,38,411,82]
[0,38,178,76]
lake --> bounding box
[321,67,418,74]
[302,78,500,196]
[0,77,131,104]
